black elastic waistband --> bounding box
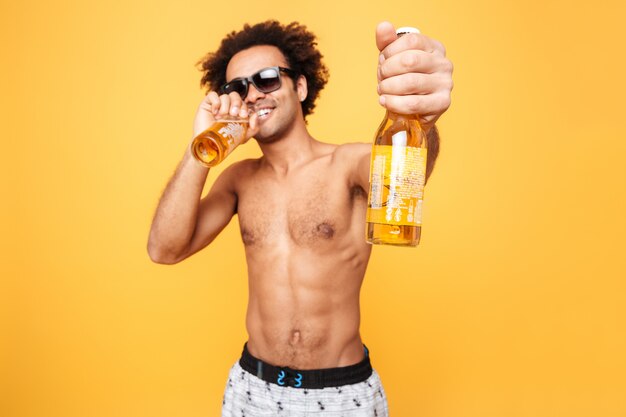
[238,343,373,389]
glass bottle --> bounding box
[190,115,248,168]
[366,27,428,247]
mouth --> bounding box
[255,106,275,121]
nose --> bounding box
[245,84,266,106]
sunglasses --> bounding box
[220,66,298,100]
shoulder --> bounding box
[330,142,372,190]
[227,157,261,174]
[214,158,261,189]
[332,142,371,163]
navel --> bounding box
[290,330,301,345]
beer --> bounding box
[191,118,248,167]
[366,27,428,247]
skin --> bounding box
[148,22,453,369]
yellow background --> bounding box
[2,0,625,416]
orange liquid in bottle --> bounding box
[366,112,427,247]
[191,120,248,167]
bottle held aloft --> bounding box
[191,115,249,168]
[366,26,428,247]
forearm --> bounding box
[148,146,209,263]
[425,125,440,184]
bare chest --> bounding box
[236,172,365,248]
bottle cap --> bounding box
[396,26,420,35]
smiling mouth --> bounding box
[255,107,274,120]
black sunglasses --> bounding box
[220,66,298,99]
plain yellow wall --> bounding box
[2,0,625,416]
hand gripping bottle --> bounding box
[366,27,428,247]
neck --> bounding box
[257,122,317,175]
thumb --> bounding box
[376,21,397,52]
[244,113,259,143]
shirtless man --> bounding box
[148,20,452,416]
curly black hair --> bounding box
[196,20,329,118]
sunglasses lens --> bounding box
[253,68,281,93]
[223,80,248,98]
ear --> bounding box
[296,75,308,102]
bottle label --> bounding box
[218,122,246,147]
[367,145,427,226]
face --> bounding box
[225,45,307,144]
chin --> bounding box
[254,134,282,145]
[254,125,287,145]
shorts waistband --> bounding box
[238,343,373,389]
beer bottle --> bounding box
[190,116,248,168]
[366,27,428,247]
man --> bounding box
[148,20,452,416]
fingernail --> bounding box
[379,96,386,107]
[379,54,385,64]
[377,83,381,94]
[240,108,248,118]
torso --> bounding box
[232,142,372,369]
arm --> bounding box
[148,89,259,264]
[147,148,238,264]
[424,125,440,184]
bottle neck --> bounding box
[386,110,419,121]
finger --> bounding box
[380,91,451,117]
[378,73,449,96]
[205,91,221,115]
[228,92,243,117]
[239,101,249,118]
[376,21,397,52]
[379,50,438,82]
[193,93,220,137]
[431,38,447,56]
[218,94,231,117]
[381,33,441,60]
[379,50,450,79]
